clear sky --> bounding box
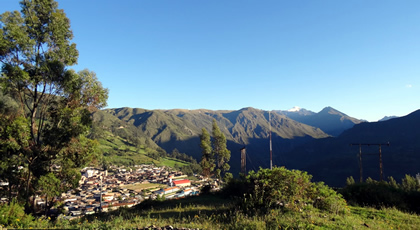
[3,0,420,121]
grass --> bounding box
[97,132,189,169]
[187,175,198,181]
[158,157,189,168]
[3,193,420,229]
[13,194,416,230]
[121,183,166,192]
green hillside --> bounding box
[95,129,194,170]
[92,109,195,171]
[99,107,328,161]
[98,131,157,166]
[91,107,331,177]
[104,107,329,144]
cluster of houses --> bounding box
[34,165,204,219]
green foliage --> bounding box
[96,128,198,171]
[2,195,420,229]
[0,200,36,228]
[171,148,197,164]
[365,177,375,184]
[37,173,61,213]
[0,0,108,211]
[0,88,19,114]
[346,176,355,186]
[313,182,348,215]
[199,127,214,177]
[156,194,166,202]
[211,119,231,179]
[388,176,399,189]
[225,167,347,215]
[0,114,30,202]
[147,151,161,161]
[340,175,420,213]
[223,172,233,183]
[401,174,419,192]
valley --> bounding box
[95,106,420,187]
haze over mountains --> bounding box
[94,106,420,187]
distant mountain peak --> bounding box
[378,116,398,122]
[320,106,343,115]
[288,106,301,112]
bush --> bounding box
[340,182,406,210]
[0,200,35,228]
[313,182,347,215]
[223,167,347,215]
[340,176,420,214]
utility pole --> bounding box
[100,172,102,213]
[357,144,363,182]
[269,111,272,170]
[350,143,390,182]
[240,147,246,175]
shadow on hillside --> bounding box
[157,134,321,177]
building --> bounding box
[156,186,181,196]
[173,179,191,187]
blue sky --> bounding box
[3,0,420,121]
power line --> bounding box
[350,142,390,182]
[240,147,246,175]
[269,111,272,169]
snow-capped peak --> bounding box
[288,106,301,112]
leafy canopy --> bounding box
[212,119,231,179]
[0,0,108,211]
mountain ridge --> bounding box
[275,106,362,136]
[94,106,420,187]
[283,109,420,186]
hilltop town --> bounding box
[31,165,214,219]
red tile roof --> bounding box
[173,179,190,185]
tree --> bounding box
[0,114,30,201]
[212,119,230,179]
[37,172,60,214]
[401,174,419,192]
[171,148,180,158]
[156,147,167,158]
[199,127,214,177]
[387,176,399,189]
[0,0,108,212]
[346,176,355,186]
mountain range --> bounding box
[98,107,329,162]
[275,106,362,136]
[94,106,420,187]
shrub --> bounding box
[340,182,406,210]
[0,200,35,228]
[224,167,347,215]
[313,182,347,215]
[340,176,420,214]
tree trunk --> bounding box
[25,162,33,213]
